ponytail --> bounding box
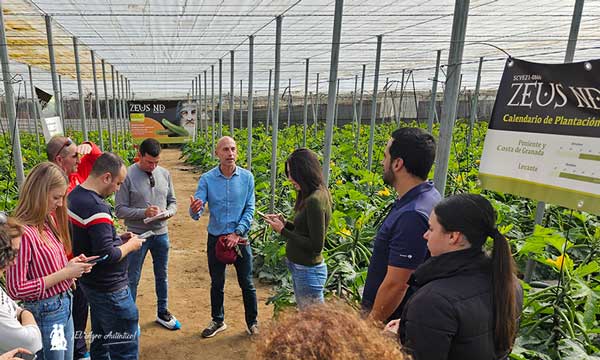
[490,228,518,354]
[433,193,519,354]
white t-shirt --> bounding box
[0,286,43,353]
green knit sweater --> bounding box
[281,187,332,266]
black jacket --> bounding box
[399,248,522,360]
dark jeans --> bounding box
[72,282,89,359]
[127,233,170,315]
[81,285,139,360]
[207,234,258,327]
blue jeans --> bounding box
[24,291,74,360]
[128,233,170,315]
[287,259,327,309]
[81,285,139,360]
[207,234,258,327]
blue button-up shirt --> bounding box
[189,165,255,237]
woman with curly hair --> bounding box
[253,302,407,360]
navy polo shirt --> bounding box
[361,181,441,319]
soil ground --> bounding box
[129,148,273,359]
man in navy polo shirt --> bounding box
[362,127,441,324]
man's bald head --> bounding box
[215,136,238,168]
[216,136,236,150]
[47,135,79,175]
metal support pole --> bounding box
[287,78,292,127]
[314,72,319,134]
[428,50,442,133]
[24,76,32,133]
[382,77,389,123]
[73,37,88,140]
[352,74,358,130]
[334,78,340,127]
[121,75,127,144]
[266,69,272,131]
[525,0,584,283]
[111,65,119,149]
[204,70,208,138]
[367,35,383,171]
[355,64,366,150]
[211,65,216,156]
[321,0,344,184]
[0,2,25,186]
[45,16,64,128]
[467,56,483,148]
[247,35,254,171]
[58,75,64,130]
[239,80,243,129]
[101,60,113,151]
[219,58,223,138]
[116,71,122,144]
[269,15,283,212]
[28,65,41,144]
[229,50,235,136]
[303,58,309,147]
[398,69,406,126]
[198,74,202,139]
[191,79,196,142]
[433,0,470,196]
[91,50,104,150]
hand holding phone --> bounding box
[85,254,108,264]
[256,210,268,219]
[138,230,155,239]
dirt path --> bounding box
[133,148,273,359]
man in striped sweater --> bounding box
[68,153,144,360]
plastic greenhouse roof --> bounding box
[2,0,600,100]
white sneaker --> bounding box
[156,310,181,330]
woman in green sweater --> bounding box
[265,148,332,308]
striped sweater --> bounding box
[6,223,72,301]
[68,185,128,293]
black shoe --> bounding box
[201,321,227,338]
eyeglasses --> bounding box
[54,137,73,159]
[147,172,155,188]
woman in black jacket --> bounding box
[396,193,522,360]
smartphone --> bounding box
[86,254,108,264]
[256,210,268,219]
[16,352,37,360]
[138,230,155,239]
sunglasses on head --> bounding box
[54,137,73,159]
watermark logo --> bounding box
[50,324,67,351]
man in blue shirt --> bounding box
[189,136,258,338]
[362,127,441,324]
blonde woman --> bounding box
[6,162,94,360]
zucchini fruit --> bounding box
[161,118,189,136]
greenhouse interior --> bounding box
[0,0,599,359]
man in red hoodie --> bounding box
[46,136,103,193]
[47,135,102,360]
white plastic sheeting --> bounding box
[2,0,600,99]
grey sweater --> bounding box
[115,163,177,235]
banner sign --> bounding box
[41,116,64,143]
[129,101,197,144]
[479,58,600,215]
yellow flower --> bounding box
[340,228,352,237]
[545,254,572,270]
[377,187,391,197]
[330,161,335,168]
[356,218,363,229]
[336,179,343,185]
[475,159,481,165]
[456,174,464,183]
